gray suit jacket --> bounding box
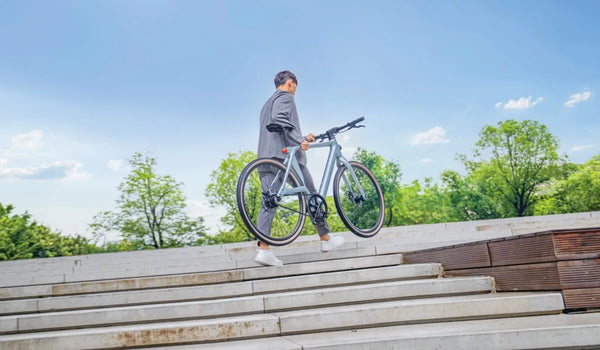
[257,90,307,165]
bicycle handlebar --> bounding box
[314,117,366,141]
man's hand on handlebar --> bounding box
[300,141,310,151]
[301,133,315,150]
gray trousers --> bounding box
[257,161,330,238]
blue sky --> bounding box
[1,1,598,238]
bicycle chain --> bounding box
[265,194,328,222]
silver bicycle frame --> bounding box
[274,138,366,201]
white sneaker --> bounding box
[254,249,283,267]
[320,236,344,252]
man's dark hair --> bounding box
[274,71,297,88]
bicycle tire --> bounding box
[333,161,384,237]
[236,158,307,246]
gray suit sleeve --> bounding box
[271,94,305,144]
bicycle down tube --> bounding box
[275,138,365,201]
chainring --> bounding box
[308,194,328,223]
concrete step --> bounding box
[153,312,600,350]
[0,292,564,349]
[0,245,227,270]
[249,262,439,294]
[0,254,403,300]
[371,214,600,244]
[0,314,280,350]
[371,239,477,255]
[0,255,235,281]
[0,260,238,289]
[0,244,381,288]
[284,312,600,350]
[0,262,437,315]
[235,244,376,268]
[0,241,363,278]
[0,238,365,278]
[275,292,564,334]
[0,276,492,333]
[0,250,231,273]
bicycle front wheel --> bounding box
[236,158,307,246]
[333,161,384,238]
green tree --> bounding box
[392,179,454,226]
[352,148,401,226]
[205,151,257,243]
[90,153,208,249]
[462,119,562,217]
[536,155,600,214]
[0,203,97,260]
[441,170,501,221]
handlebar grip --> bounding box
[351,117,365,125]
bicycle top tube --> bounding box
[283,139,337,152]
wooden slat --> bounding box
[403,243,490,270]
[489,234,556,266]
[553,230,600,260]
[404,227,600,310]
[558,259,600,289]
[446,263,560,291]
[563,288,600,309]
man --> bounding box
[254,70,344,266]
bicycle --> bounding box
[236,117,385,246]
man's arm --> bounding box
[271,94,306,145]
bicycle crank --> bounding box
[308,194,328,223]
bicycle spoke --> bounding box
[238,159,306,244]
[334,162,384,236]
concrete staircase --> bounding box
[1,212,600,349]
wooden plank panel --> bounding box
[446,263,560,291]
[563,288,600,309]
[489,234,556,266]
[403,243,490,270]
[558,259,600,289]
[553,230,600,260]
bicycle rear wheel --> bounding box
[236,158,306,246]
[333,161,384,237]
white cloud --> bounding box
[419,158,433,163]
[11,130,43,151]
[570,144,593,152]
[496,96,543,110]
[411,126,450,145]
[107,159,126,172]
[565,91,591,107]
[1,130,55,158]
[0,130,89,180]
[0,160,87,180]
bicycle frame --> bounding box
[274,138,367,202]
